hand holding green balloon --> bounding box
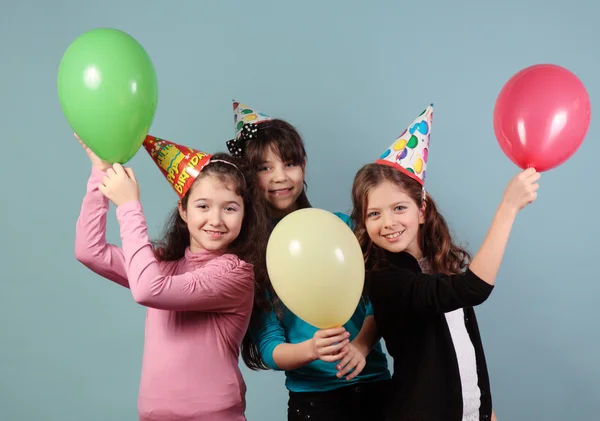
[58,28,158,164]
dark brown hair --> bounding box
[351,163,471,276]
[152,152,272,370]
[234,118,313,369]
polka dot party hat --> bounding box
[376,104,433,187]
[226,99,272,157]
[143,135,212,198]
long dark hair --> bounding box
[351,163,471,275]
[231,118,315,370]
[153,152,272,370]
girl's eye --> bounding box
[257,166,270,172]
[367,212,379,218]
[394,206,406,211]
[225,206,238,212]
[285,162,297,168]
[197,204,208,209]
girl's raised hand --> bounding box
[75,133,112,172]
[98,164,140,207]
[501,167,540,213]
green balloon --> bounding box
[407,135,419,148]
[57,28,158,163]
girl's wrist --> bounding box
[352,339,370,358]
[497,199,518,219]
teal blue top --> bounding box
[250,211,390,392]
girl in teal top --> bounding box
[226,100,390,421]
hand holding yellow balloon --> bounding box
[266,209,365,329]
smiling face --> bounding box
[178,175,245,252]
[364,180,425,259]
[255,147,305,218]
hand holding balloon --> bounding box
[310,327,351,363]
[499,168,540,213]
[98,164,140,207]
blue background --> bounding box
[1,0,598,419]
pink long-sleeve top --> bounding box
[74,168,255,421]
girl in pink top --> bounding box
[74,135,271,421]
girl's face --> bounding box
[178,175,245,252]
[256,147,305,218]
[365,180,425,259]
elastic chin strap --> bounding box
[421,186,427,203]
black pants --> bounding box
[287,379,390,421]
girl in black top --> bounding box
[342,107,540,421]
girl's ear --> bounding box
[178,200,187,223]
[419,200,426,224]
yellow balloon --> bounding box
[393,138,407,151]
[266,208,365,329]
[414,157,423,173]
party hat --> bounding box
[143,135,212,198]
[376,104,433,186]
[226,99,272,157]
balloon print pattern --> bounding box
[377,104,433,186]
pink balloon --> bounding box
[493,64,591,172]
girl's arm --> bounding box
[251,306,351,371]
[96,165,254,311]
[271,327,350,371]
[74,168,130,288]
[335,314,379,380]
[250,308,289,370]
[468,167,539,285]
[368,262,493,315]
[352,314,379,356]
[250,306,320,371]
[116,200,255,312]
[369,168,540,316]
[272,340,319,371]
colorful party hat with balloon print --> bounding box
[143,135,212,198]
[226,99,272,157]
[376,104,433,186]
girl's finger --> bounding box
[337,357,358,378]
[320,339,349,356]
[112,163,126,176]
[320,346,349,363]
[316,333,349,349]
[124,167,137,182]
[315,327,346,339]
[336,353,353,372]
[345,360,365,381]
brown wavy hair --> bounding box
[351,163,471,276]
[152,152,272,370]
